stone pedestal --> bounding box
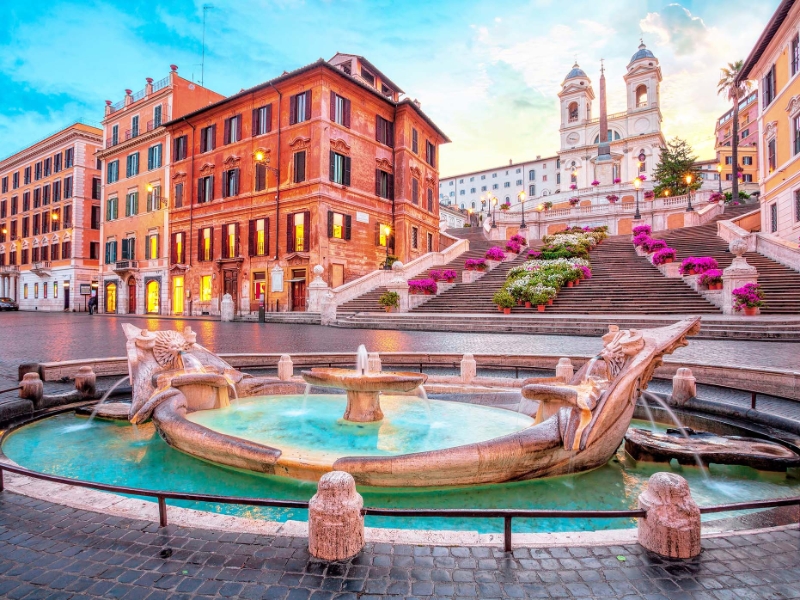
[307,265,329,312]
[74,366,97,398]
[555,358,574,382]
[462,270,486,284]
[308,471,365,561]
[460,353,477,383]
[320,295,337,325]
[220,294,235,322]
[343,390,384,422]
[20,372,43,406]
[367,353,382,373]
[722,239,758,315]
[637,472,701,559]
[277,355,293,381]
[671,368,696,406]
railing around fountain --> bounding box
[1,461,799,552]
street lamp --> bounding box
[633,177,642,220]
[382,225,392,269]
[490,195,498,228]
[685,174,694,212]
[518,191,527,229]
[716,164,723,193]
[467,207,473,226]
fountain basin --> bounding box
[300,368,427,422]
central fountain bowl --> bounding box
[300,368,428,422]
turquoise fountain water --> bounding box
[186,394,533,463]
[4,411,800,533]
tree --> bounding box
[718,60,753,201]
[652,138,703,198]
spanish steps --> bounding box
[652,205,800,315]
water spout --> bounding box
[356,345,369,376]
[180,351,205,373]
[87,375,131,425]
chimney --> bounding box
[145,77,153,96]
[124,89,133,107]
[413,99,421,108]
[509,159,513,166]
[104,100,112,117]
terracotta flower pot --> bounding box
[503,307,511,315]
[525,301,532,308]
[665,258,674,264]
[497,306,502,312]
[424,290,432,295]
[743,306,757,316]
[716,283,723,290]
[447,278,455,283]
[547,299,554,306]
[567,281,574,288]
[689,269,697,276]
[537,305,545,312]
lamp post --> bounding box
[685,174,694,212]
[481,197,486,215]
[382,225,392,270]
[518,191,527,229]
[716,164,723,193]
[490,195,498,228]
[633,177,642,220]
[467,207,473,226]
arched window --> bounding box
[568,102,579,123]
[638,150,647,173]
[570,161,577,183]
[635,85,648,107]
[593,130,621,143]
[146,280,160,314]
[105,282,117,313]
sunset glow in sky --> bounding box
[0,0,779,176]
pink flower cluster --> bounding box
[606,194,619,203]
[527,250,543,259]
[708,192,724,203]
[732,282,765,310]
[632,224,652,237]
[485,247,507,261]
[464,258,487,270]
[652,247,676,265]
[408,278,437,294]
[698,269,723,286]
[642,238,667,253]
[510,234,527,245]
[429,269,457,281]
[679,256,719,275]
[579,265,592,279]
[591,180,600,186]
[632,233,650,247]
[505,240,522,253]
[569,197,580,206]
[613,178,622,184]
[570,184,578,190]
[643,191,655,199]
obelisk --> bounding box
[595,60,614,185]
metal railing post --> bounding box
[751,392,757,410]
[158,496,168,527]
[0,467,4,493]
[504,516,512,552]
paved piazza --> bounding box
[0,492,798,600]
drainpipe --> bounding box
[391,102,397,257]
[181,116,196,268]
[268,82,282,262]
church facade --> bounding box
[557,43,666,190]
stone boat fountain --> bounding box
[122,318,702,487]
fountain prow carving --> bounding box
[119,317,701,487]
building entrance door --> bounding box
[146,280,159,314]
[172,276,184,315]
[105,283,117,313]
[290,269,306,311]
[127,278,137,314]
[223,269,238,316]
[64,284,70,310]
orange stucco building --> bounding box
[0,123,102,310]
[165,54,448,316]
[96,66,223,314]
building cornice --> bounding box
[96,127,166,159]
[0,128,102,173]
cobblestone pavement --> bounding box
[1,312,797,387]
[0,492,799,600]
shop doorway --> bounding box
[223,269,238,316]
[146,280,159,314]
[290,269,306,311]
[105,282,117,313]
[172,276,184,315]
[127,278,136,314]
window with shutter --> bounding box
[255,163,267,191]
[330,152,348,185]
[249,218,268,256]
[412,128,418,154]
[412,179,419,204]
[294,152,306,183]
[427,188,433,211]
[174,182,183,208]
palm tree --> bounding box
[717,61,753,202]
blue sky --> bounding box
[0,0,780,176]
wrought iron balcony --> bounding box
[113,260,138,273]
[31,261,51,275]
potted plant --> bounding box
[606,194,619,204]
[464,258,487,271]
[493,290,515,314]
[693,256,720,274]
[643,238,667,254]
[570,183,578,190]
[698,269,723,290]
[528,285,556,312]
[652,247,676,265]
[500,202,511,211]
[510,234,527,246]
[732,282,765,316]
[643,190,655,200]
[408,279,437,295]
[591,179,600,187]
[632,224,652,237]
[632,233,650,248]
[708,191,724,203]
[429,269,443,281]
[638,174,647,181]
[443,269,457,283]
[543,201,553,210]
[378,291,399,312]
[505,240,522,254]
[679,257,697,276]
[613,177,621,184]
[485,247,506,262]
[569,197,580,206]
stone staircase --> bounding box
[652,205,800,315]
[337,228,494,313]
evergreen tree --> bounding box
[652,138,703,198]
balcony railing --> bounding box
[152,75,170,93]
[0,265,19,274]
[114,260,138,271]
[32,261,51,272]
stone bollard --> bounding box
[20,372,44,406]
[308,471,364,561]
[460,353,477,383]
[671,368,697,406]
[367,353,382,373]
[555,358,574,382]
[638,472,701,559]
[220,293,235,322]
[74,366,97,398]
[277,355,293,381]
